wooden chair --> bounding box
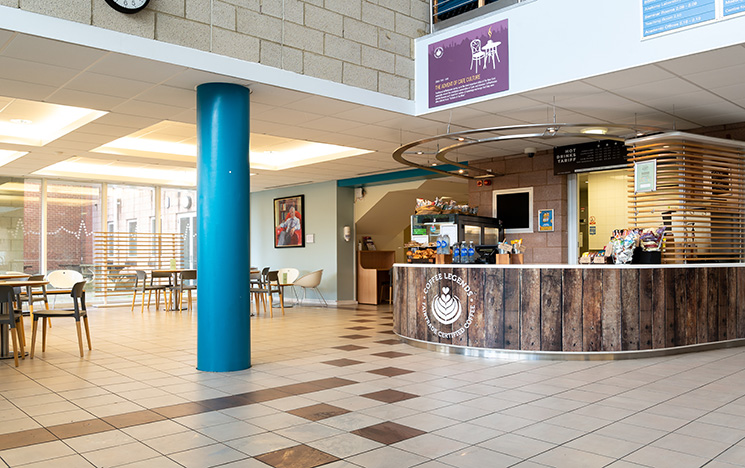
[150,270,174,310]
[249,270,270,317]
[176,269,197,311]
[17,274,50,315]
[0,286,24,366]
[30,281,91,358]
[131,270,171,312]
[266,270,285,315]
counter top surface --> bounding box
[396,262,745,269]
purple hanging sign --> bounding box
[428,19,509,109]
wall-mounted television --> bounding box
[492,187,533,233]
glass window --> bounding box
[46,181,101,274]
[162,188,197,269]
[0,178,41,274]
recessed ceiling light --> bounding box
[34,157,196,187]
[581,127,608,135]
[0,96,106,146]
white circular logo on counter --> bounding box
[432,286,461,325]
[421,272,476,339]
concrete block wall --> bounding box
[468,150,568,264]
[7,0,429,99]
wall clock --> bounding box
[104,0,150,14]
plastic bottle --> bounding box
[452,242,460,263]
[436,235,444,255]
[468,241,475,263]
[443,234,450,257]
[460,241,468,264]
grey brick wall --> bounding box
[8,0,430,100]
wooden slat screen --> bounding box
[92,232,184,299]
[628,137,745,263]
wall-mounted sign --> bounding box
[725,0,745,16]
[553,140,628,175]
[538,209,554,232]
[634,160,657,192]
[428,19,509,109]
[640,0,745,37]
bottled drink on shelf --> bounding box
[452,242,460,263]
[443,234,450,257]
[460,241,468,264]
[468,241,475,263]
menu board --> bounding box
[553,140,628,175]
[643,0,716,37]
[724,0,745,16]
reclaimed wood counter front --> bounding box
[393,263,745,354]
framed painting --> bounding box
[274,195,305,248]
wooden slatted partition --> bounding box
[627,132,745,263]
[92,232,184,300]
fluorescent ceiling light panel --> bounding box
[34,157,196,187]
[91,121,197,161]
[0,150,28,167]
[0,96,107,146]
[93,122,372,170]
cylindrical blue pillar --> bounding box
[196,83,251,371]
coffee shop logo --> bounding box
[422,273,476,339]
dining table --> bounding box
[481,39,501,68]
[151,269,188,311]
[0,279,49,360]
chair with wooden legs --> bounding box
[249,270,270,317]
[266,270,285,315]
[0,286,24,366]
[131,270,171,312]
[18,274,50,315]
[31,281,90,358]
[176,269,197,311]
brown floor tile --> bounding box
[367,367,414,377]
[0,428,57,451]
[375,339,401,345]
[103,410,167,429]
[351,421,426,445]
[321,358,364,367]
[152,402,211,418]
[372,351,411,358]
[332,344,368,351]
[339,334,370,339]
[346,326,372,330]
[199,394,254,411]
[379,330,396,335]
[47,418,115,439]
[310,377,358,389]
[350,319,375,323]
[361,389,419,403]
[275,382,324,396]
[255,444,339,468]
[238,388,293,404]
[379,322,394,326]
[288,403,350,421]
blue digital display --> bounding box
[724,0,745,16]
[643,0,716,37]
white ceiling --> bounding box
[1,28,745,191]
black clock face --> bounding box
[105,0,150,14]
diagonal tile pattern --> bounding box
[2,301,745,468]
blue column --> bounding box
[196,83,251,371]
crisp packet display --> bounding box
[611,230,637,264]
[639,227,665,251]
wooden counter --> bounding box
[357,251,395,305]
[393,263,745,355]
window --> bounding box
[493,187,533,234]
[128,219,137,256]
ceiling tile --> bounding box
[0,78,56,101]
[111,100,191,120]
[134,85,196,107]
[0,56,79,87]
[3,33,107,70]
[45,89,126,111]
[89,53,185,83]
[657,44,745,76]
[583,65,675,90]
[66,72,155,99]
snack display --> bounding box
[607,227,665,264]
[406,247,436,263]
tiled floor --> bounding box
[2,301,745,467]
